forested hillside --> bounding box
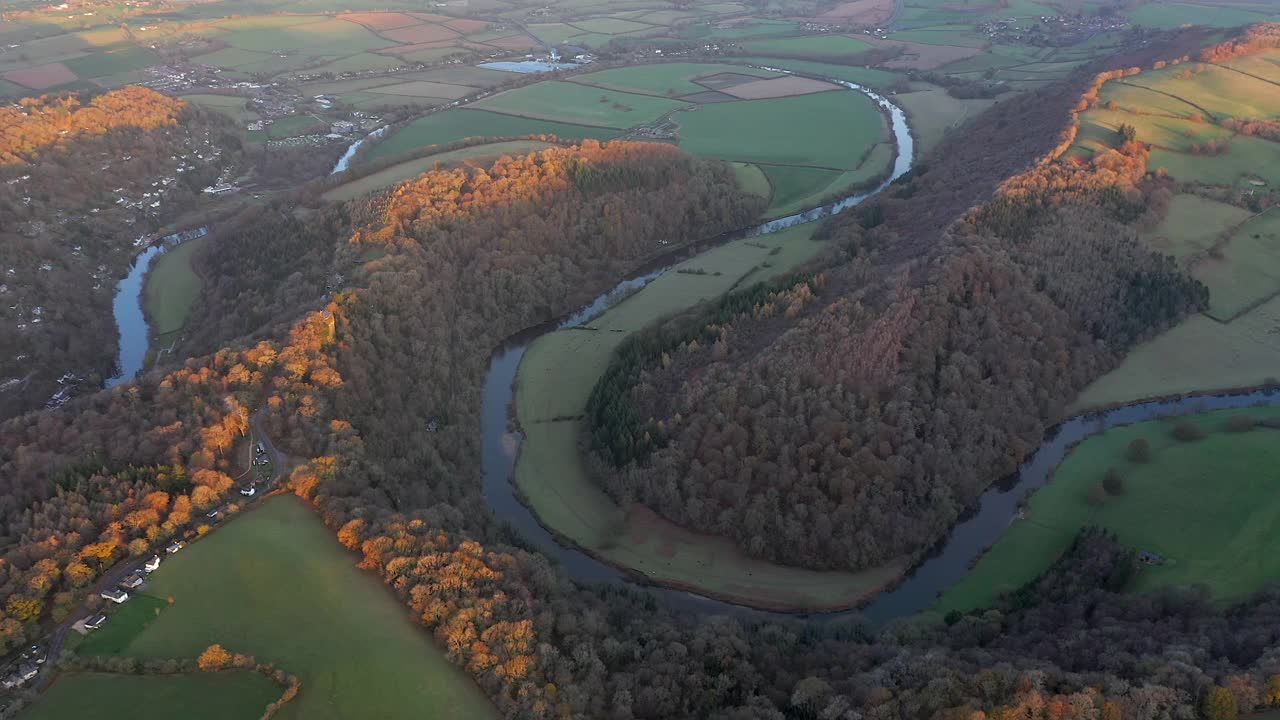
[0,86,242,420]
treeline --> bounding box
[0,87,186,166]
[584,53,1210,572]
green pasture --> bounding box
[1127,1,1276,28]
[1143,193,1252,264]
[144,236,207,338]
[324,140,553,202]
[1148,136,1280,186]
[1194,209,1280,321]
[731,162,771,200]
[290,51,403,76]
[733,57,901,89]
[675,90,887,170]
[895,87,995,152]
[181,94,261,124]
[938,406,1280,613]
[471,81,687,128]
[515,221,907,609]
[81,496,496,720]
[888,26,990,48]
[1073,292,1280,410]
[570,62,777,97]
[1220,52,1280,85]
[1133,59,1280,120]
[365,109,620,163]
[62,46,158,77]
[761,143,895,215]
[220,17,395,53]
[20,672,280,720]
[739,34,873,57]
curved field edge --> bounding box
[937,406,1280,614]
[72,496,496,720]
[323,140,555,202]
[513,222,909,612]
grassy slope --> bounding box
[939,407,1280,613]
[895,87,995,153]
[1144,193,1252,264]
[1194,209,1280,321]
[324,140,554,202]
[471,81,688,128]
[366,109,619,163]
[731,162,771,200]
[21,672,280,720]
[145,236,208,337]
[93,497,496,720]
[516,222,907,610]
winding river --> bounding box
[479,76,1280,621]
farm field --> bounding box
[78,496,496,720]
[515,221,909,610]
[760,143,895,215]
[732,57,902,89]
[470,81,687,128]
[364,109,620,163]
[569,62,779,96]
[739,34,874,57]
[1070,52,1280,409]
[894,87,995,152]
[144,236,208,339]
[938,406,1280,613]
[20,671,281,720]
[324,139,554,202]
[731,162,771,199]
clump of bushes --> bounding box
[1103,468,1125,495]
[1225,415,1255,432]
[1172,422,1205,442]
[1127,437,1152,462]
[1087,483,1108,507]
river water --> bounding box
[478,76,1280,622]
[105,244,167,388]
[330,126,387,176]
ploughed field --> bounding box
[62,496,495,720]
[939,407,1280,613]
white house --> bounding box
[144,555,161,572]
[166,541,185,554]
[101,588,129,604]
[119,573,144,590]
[84,614,108,630]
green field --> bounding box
[324,140,554,202]
[761,143,895,215]
[740,34,873,57]
[1143,193,1253,264]
[366,109,620,163]
[733,57,902,89]
[676,90,886,170]
[1073,291,1280,410]
[895,87,996,152]
[471,81,687,128]
[939,407,1280,613]
[731,162,771,200]
[145,236,207,338]
[21,671,281,720]
[1193,209,1280,321]
[79,496,496,720]
[515,222,908,610]
[62,46,159,78]
[181,94,261,124]
[570,62,778,96]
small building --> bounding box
[206,508,220,519]
[84,614,108,630]
[240,484,257,497]
[1138,550,1164,565]
[17,665,37,682]
[330,120,357,134]
[101,588,129,604]
[119,573,144,590]
[166,541,185,555]
[144,554,161,572]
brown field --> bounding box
[695,71,765,90]
[678,90,737,103]
[380,23,460,44]
[817,0,895,25]
[874,38,983,69]
[487,34,540,50]
[4,62,77,89]
[722,75,837,99]
[444,18,490,33]
[368,79,475,98]
[341,12,423,30]
[408,12,456,23]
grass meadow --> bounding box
[570,62,778,96]
[21,671,281,720]
[515,222,909,609]
[144,236,208,337]
[938,407,1280,613]
[470,81,688,128]
[76,496,495,720]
